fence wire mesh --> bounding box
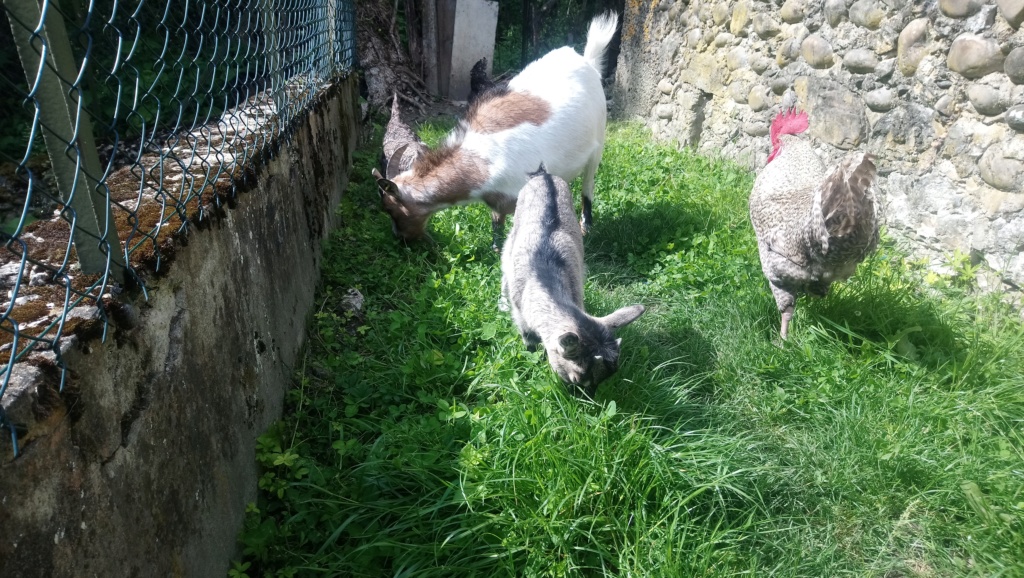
[0,0,356,453]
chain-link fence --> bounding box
[0,0,356,454]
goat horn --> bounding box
[386,143,410,180]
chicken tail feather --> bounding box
[817,153,877,238]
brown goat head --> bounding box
[372,167,430,242]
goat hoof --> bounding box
[580,221,592,236]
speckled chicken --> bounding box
[380,92,425,178]
[749,109,879,339]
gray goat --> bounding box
[501,167,645,394]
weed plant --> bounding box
[232,122,1024,577]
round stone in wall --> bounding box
[777,38,802,66]
[780,0,806,23]
[802,35,835,69]
[844,48,879,73]
[1007,105,1024,132]
[751,56,772,75]
[727,47,749,70]
[807,81,869,149]
[875,58,897,81]
[865,87,896,112]
[658,78,675,95]
[713,3,731,25]
[947,34,1006,79]
[730,81,752,103]
[656,104,674,120]
[897,18,931,77]
[825,0,848,26]
[849,0,887,29]
[700,30,716,49]
[967,84,1009,116]
[743,121,770,136]
[872,103,937,153]
[731,1,751,35]
[996,0,1024,28]
[935,94,956,116]
[748,85,772,111]
[685,29,703,48]
[978,141,1024,191]
[1005,47,1024,84]
[940,0,984,18]
[753,13,781,38]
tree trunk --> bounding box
[537,0,560,52]
[355,0,429,112]
[435,0,456,96]
[422,0,438,94]
[520,0,530,67]
[519,0,560,66]
[404,0,423,78]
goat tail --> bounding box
[583,11,619,77]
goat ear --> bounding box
[386,143,410,179]
[411,142,427,162]
[373,174,401,202]
[558,332,582,359]
[598,304,646,330]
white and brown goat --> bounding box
[372,12,619,247]
[501,166,645,394]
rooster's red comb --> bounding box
[770,109,809,144]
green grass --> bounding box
[232,122,1024,578]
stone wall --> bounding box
[614,0,1024,289]
[0,76,359,577]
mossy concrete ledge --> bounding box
[0,75,360,577]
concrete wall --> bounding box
[614,0,1024,290]
[448,0,499,100]
[0,76,359,577]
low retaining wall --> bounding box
[0,75,359,577]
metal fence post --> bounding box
[4,0,126,282]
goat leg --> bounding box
[491,211,507,252]
[581,197,593,236]
[522,330,541,352]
